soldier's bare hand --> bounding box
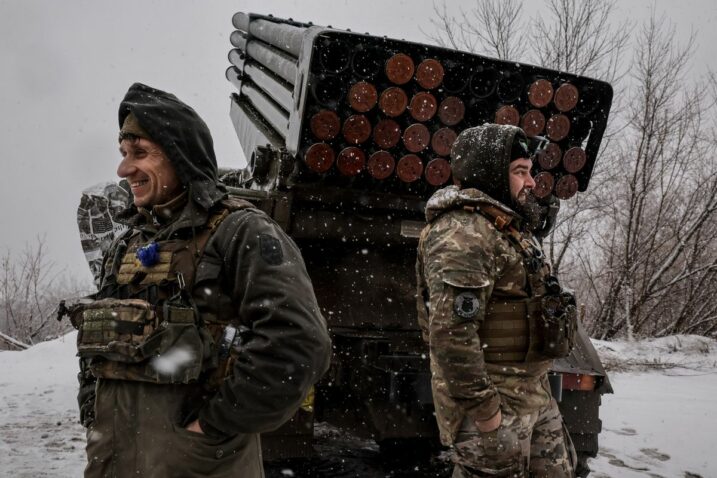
[476,409,502,432]
[185,419,205,435]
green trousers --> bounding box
[84,379,264,478]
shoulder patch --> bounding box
[454,291,480,319]
[259,234,283,265]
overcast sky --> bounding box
[1,0,716,284]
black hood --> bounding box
[450,124,527,207]
[118,83,225,210]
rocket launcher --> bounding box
[226,12,613,201]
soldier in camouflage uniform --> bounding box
[68,83,331,477]
[416,124,577,477]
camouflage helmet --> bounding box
[450,124,530,206]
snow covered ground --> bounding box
[0,333,85,477]
[589,336,717,478]
[1,333,715,477]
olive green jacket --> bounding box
[77,194,330,477]
[81,195,331,436]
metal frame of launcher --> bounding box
[226,12,612,200]
[225,12,613,476]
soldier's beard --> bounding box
[513,190,543,232]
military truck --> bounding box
[77,11,613,476]
[221,12,613,476]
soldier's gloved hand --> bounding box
[455,411,523,475]
[476,408,502,432]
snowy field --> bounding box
[589,337,717,478]
[0,333,86,477]
[1,333,716,478]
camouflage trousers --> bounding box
[451,399,576,478]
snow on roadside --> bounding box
[0,331,85,477]
[1,332,716,477]
[590,371,717,477]
[589,335,717,478]
[593,335,717,372]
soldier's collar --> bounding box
[117,186,218,235]
[151,190,189,225]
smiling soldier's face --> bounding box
[116,138,182,208]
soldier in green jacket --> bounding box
[416,124,577,477]
[72,83,331,477]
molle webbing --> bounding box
[116,197,254,289]
[86,196,256,383]
[481,299,542,362]
[117,250,175,285]
[482,300,526,362]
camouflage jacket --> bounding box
[416,186,552,445]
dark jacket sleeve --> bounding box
[197,210,331,436]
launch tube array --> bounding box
[227,13,613,200]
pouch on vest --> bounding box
[76,298,157,362]
[483,293,577,362]
[75,298,208,383]
[148,300,213,383]
[536,293,577,359]
[483,298,540,363]
[77,196,255,384]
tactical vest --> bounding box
[71,196,255,384]
[465,203,577,363]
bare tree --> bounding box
[0,237,79,349]
[424,0,526,60]
[423,1,717,339]
[579,13,717,339]
[425,0,629,79]
[530,0,630,83]
[527,0,630,274]
[423,0,630,277]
